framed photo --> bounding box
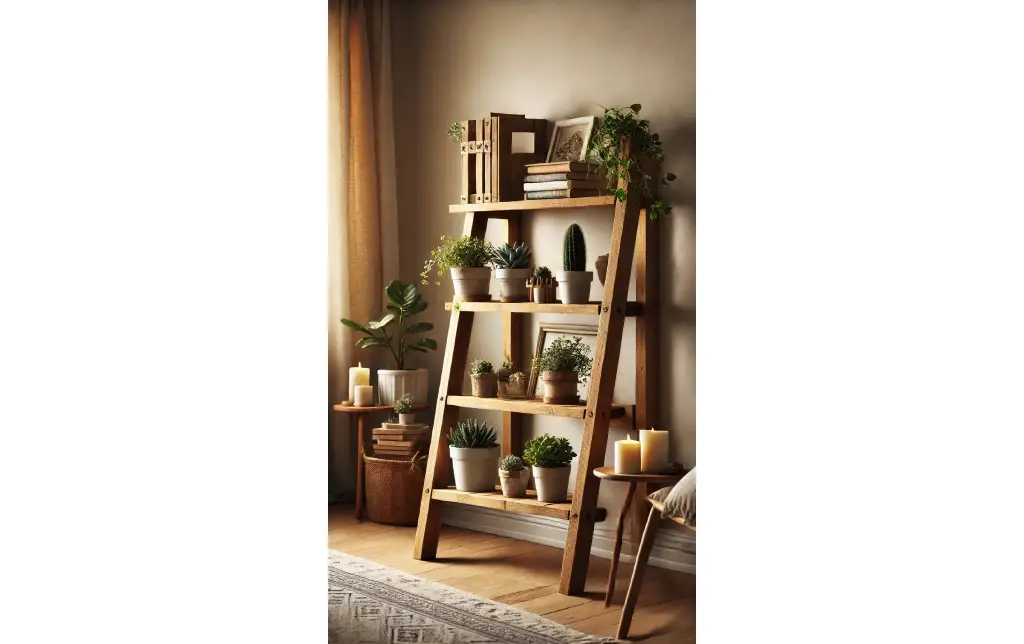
[545,116,595,163]
[527,323,599,401]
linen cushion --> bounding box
[647,467,696,525]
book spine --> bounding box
[524,173,569,183]
[524,181,569,191]
[526,189,570,199]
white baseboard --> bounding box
[442,505,695,574]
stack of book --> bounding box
[372,422,430,457]
[523,161,605,200]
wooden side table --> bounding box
[332,403,429,520]
[593,465,683,606]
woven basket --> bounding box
[363,453,427,526]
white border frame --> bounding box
[545,116,595,163]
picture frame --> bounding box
[545,116,595,163]
[527,323,599,401]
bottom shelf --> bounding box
[431,486,607,522]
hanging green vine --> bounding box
[587,104,676,220]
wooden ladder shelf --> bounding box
[413,138,659,596]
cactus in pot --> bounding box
[527,265,557,303]
[491,241,532,302]
[557,223,593,304]
[469,359,498,397]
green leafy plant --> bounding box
[340,280,436,369]
[421,235,494,285]
[536,336,593,383]
[523,434,577,468]
[469,359,494,375]
[499,455,525,472]
[448,418,498,449]
[587,104,677,220]
[497,357,515,379]
[447,122,465,141]
[534,266,552,280]
[562,223,586,272]
[491,241,532,269]
[393,393,413,415]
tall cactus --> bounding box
[562,223,587,271]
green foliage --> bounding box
[587,104,677,220]
[523,434,577,468]
[536,336,593,383]
[508,371,525,382]
[499,455,525,472]
[533,266,552,280]
[447,122,465,141]
[469,359,493,375]
[497,357,515,379]
[491,241,532,269]
[340,280,436,369]
[393,393,413,415]
[448,418,498,449]
[562,223,586,272]
[421,235,494,285]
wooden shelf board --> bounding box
[449,195,616,213]
[445,395,625,420]
[431,486,606,522]
[445,301,642,316]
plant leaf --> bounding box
[340,318,369,333]
[405,322,433,334]
[666,173,677,181]
[415,338,438,350]
[385,281,404,306]
[368,313,395,329]
[356,336,387,349]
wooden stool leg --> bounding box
[604,480,636,607]
[355,413,365,520]
[617,505,662,640]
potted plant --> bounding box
[535,335,592,404]
[523,434,577,502]
[527,266,556,303]
[448,418,499,492]
[490,241,532,302]
[393,393,416,425]
[421,235,494,302]
[496,358,527,399]
[557,223,592,304]
[498,455,530,498]
[340,280,436,405]
[469,359,497,397]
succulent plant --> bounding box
[523,434,577,468]
[448,418,498,449]
[491,241,532,269]
[508,371,525,382]
[563,223,587,272]
[497,357,515,379]
[392,393,413,414]
[499,455,525,471]
[469,359,494,375]
[534,266,553,280]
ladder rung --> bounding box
[431,485,607,522]
[445,301,642,316]
[445,395,625,420]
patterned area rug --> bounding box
[328,549,619,643]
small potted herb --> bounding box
[523,434,577,502]
[421,235,494,302]
[393,393,415,425]
[556,223,592,304]
[490,241,532,302]
[498,455,530,498]
[527,266,556,303]
[536,336,592,405]
[496,358,527,399]
[469,359,497,397]
[448,418,499,492]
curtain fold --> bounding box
[328,0,398,500]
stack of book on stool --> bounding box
[372,422,430,458]
[523,161,605,200]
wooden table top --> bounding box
[331,403,431,413]
[593,465,686,483]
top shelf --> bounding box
[449,195,616,213]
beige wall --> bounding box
[390,0,694,537]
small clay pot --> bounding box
[542,370,579,404]
[470,372,498,397]
[499,467,530,498]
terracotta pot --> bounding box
[532,465,571,502]
[494,268,531,302]
[499,378,527,399]
[498,467,530,498]
[451,267,491,302]
[450,446,499,492]
[470,372,498,397]
[377,369,429,405]
[556,270,593,304]
[542,370,578,404]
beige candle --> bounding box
[614,433,641,474]
[639,428,669,473]
[354,385,374,407]
[348,362,370,403]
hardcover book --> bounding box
[525,161,600,174]
[525,172,605,183]
[524,188,603,199]
[523,180,602,192]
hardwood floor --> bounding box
[328,504,695,642]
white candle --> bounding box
[639,428,669,473]
[348,362,370,403]
[614,433,641,474]
[354,385,374,407]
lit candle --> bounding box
[614,433,641,474]
[639,428,669,473]
[348,362,370,403]
[354,385,374,407]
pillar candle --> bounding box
[639,428,669,473]
[614,433,641,474]
[348,362,370,403]
[354,385,374,407]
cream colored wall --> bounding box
[390,0,694,539]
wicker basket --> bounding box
[363,453,427,526]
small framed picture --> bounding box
[545,116,595,163]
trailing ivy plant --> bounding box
[587,104,677,220]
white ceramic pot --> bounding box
[451,267,492,301]
[532,465,571,502]
[542,370,578,404]
[499,468,530,498]
[450,446,500,492]
[494,268,532,302]
[377,369,429,405]
[556,270,593,304]
[398,413,416,425]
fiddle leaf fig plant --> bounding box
[340,280,436,369]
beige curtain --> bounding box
[328,0,399,500]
